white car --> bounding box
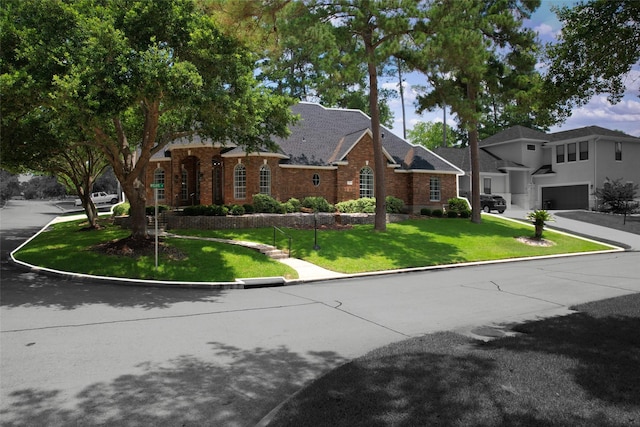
[74,191,119,206]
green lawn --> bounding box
[14,215,613,282]
[13,220,298,282]
[174,215,612,274]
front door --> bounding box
[212,158,224,205]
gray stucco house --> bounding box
[435,125,640,210]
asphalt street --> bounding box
[1,200,639,426]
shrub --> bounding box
[302,196,334,212]
[252,194,283,213]
[284,198,301,213]
[113,202,130,216]
[432,209,443,217]
[243,204,254,214]
[145,204,169,216]
[182,204,228,216]
[447,198,469,213]
[386,196,405,214]
[459,209,471,218]
[420,208,432,216]
[447,210,459,218]
[230,204,245,216]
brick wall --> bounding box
[145,140,459,212]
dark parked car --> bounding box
[480,195,507,213]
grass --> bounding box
[267,293,640,426]
[174,215,612,274]
[14,215,613,282]
[13,219,298,282]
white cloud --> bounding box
[535,23,556,37]
[551,95,640,136]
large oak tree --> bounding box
[3,0,295,240]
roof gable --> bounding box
[480,125,549,147]
[550,125,640,142]
[274,103,461,173]
[433,146,526,173]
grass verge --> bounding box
[174,215,613,274]
[13,219,298,282]
[267,293,640,426]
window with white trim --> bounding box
[359,166,374,198]
[181,168,188,200]
[615,142,622,161]
[579,141,588,160]
[259,164,271,195]
[234,164,246,199]
[567,143,577,162]
[556,145,565,163]
[153,168,165,200]
[430,176,441,201]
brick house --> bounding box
[146,102,463,212]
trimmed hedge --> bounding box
[301,196,334,212]
[182,204,229,216]
[335,196,405,214]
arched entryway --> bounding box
[212,156,224,205]
[179,156,200,206]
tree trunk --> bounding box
[467,84,482,224]
[534,222,544,239]
[365,35,386,232]
[82,200,99,228]
[122,174,149,240]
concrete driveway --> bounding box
[2,201,639,426]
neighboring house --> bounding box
[436,125,640,210]
[146,102,463,213]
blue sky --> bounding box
[382,0,640,138]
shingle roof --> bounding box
[273,103,460,172]
[480,125,549,147]
[156,103,461,173]
[433,146,526,173]
[549,125,640,142]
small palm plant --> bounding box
[526,209,554,239]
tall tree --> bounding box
[312,0,417,231]
[407,121,460,149]
[403,0,541,223]
[545,0,640,117]
[4,0,295,240]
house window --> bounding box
[153,168,165,200]
[556,145,565,163]
[615,142,622,161]
[312,173,320,186]
[483,178,491,195]
[259,164,271,195]
[579,141,588,160]
[430,176,441,201]
[181,168,188,200]
[567,143,577,162]
[234,164,246,199]
[527,144,536,151]
[359,167,374,198]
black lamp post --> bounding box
[313,211,320,250]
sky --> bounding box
[381,0,640,139]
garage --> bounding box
[542,185,589,210]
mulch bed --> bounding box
[92,236,187,260]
